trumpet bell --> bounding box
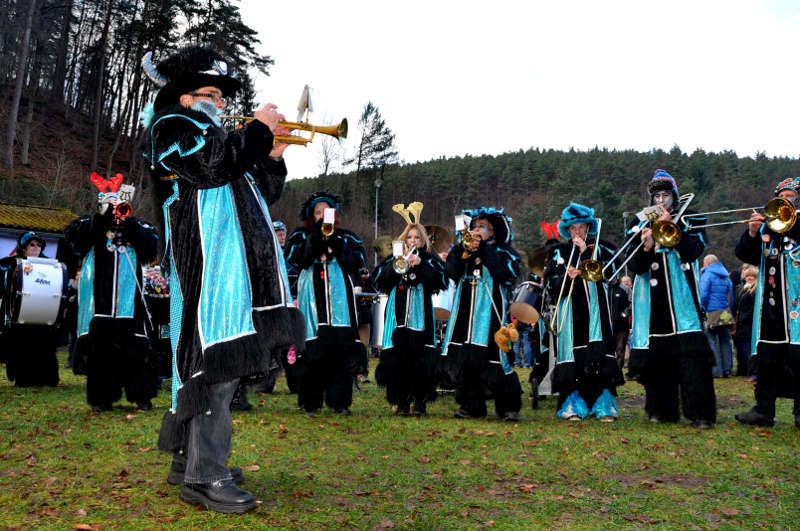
[321,222,335,237]
[393,257,410,275]
[579,259,605,282]
[764,197,797,233]
[652,220,682,248]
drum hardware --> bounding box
[681,196,798,233]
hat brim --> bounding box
[154,74,242,111]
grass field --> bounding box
[1,351,798,530]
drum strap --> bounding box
[120,247,155,332]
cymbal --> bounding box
[424,225,453,254]
[527,246,547,277]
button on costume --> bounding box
[141,46,304,513]
[627,170,716,426]
[373,203,447,416]
[285,191,369,415]
[735,177,800,428]
[543,204,623,420]
[64,176,159,410]
[441,207,523,419]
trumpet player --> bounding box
[373,204,447,416]
[142,46,304,513]
[627,170,716,429]
[441,207,523,421]
[544,203,623,421]
[734,177,800,429]
[285,191,369,417]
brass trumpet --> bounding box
[681,196,798,234]
[220,116,348,147]
[321,221,335,238]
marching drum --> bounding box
[432,280,455,321]
[509,281,542,325]
[3,257,68,326]
[369,293,389,349]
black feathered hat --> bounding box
[147,47,242,111]
[300,191,343,221]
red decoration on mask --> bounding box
[90,172,124,194]
[541,220,561,240]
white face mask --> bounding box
[192,100,222,127]
[652,191,674,211]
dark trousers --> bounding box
[298,354,353,412]
[613,326,629,369]
[455,362,522,418]
[642,355,716,423]
[733,338,751,376]
[752,354,800,419]
[86,347,158,406]
[180,378,239,484]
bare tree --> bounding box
[4,0,38,169]
[90,0,115,173]
[345,101,398,206]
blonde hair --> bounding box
[397,223,432,253]
[742,264,758,295]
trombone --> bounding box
[578,219,604,282]
[220,116,348,147]
[681,197,798,234]
[551,219,604,335]
[605,193,695,282]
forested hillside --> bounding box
[272,147,800,269]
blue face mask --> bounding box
[192,100,222,127]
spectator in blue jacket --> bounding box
[700,254,734,378]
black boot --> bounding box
[167,456,244,486]
[180,480,256,514]
[735,409,774,427]
[230,385,253,411]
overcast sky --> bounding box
[239,0,800,181]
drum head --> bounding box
[509,282,542,325]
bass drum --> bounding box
[369,293,389,349]
[3,257,68,326]
[509,281,542,325]
[432,280,456,321]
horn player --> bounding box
[734,177,800,429]
[627,170,716,429]
[543,203,622,422]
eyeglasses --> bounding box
[190,91,225,105]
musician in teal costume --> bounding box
[0,232,60,387]
[142,46,305,513]
[441,207,523,421]
[285,191,369,416]
[735,177,800,429]
[373,204,447,416]
[627,170,716,429]
[543,203,623,421]
[64,181,160,412]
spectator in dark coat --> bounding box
[732,265,757,377]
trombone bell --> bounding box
[764,197,797,233]
[652,220,682,248]
[579,259,605,282]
